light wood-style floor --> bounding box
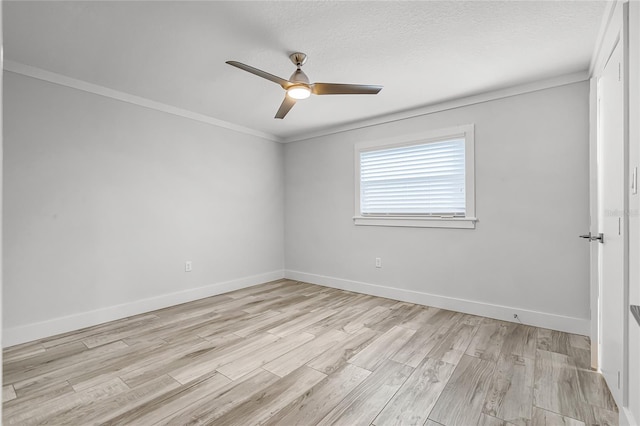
[3,279,618,425]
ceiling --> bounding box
[5,1,606,142]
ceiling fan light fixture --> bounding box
[287,85,311,100]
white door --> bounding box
[597,39,625,404]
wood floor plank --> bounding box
[303,307,367,335]
[4,377,130,425]
[264,363,371,426]
[323,292,369,310]
[531,407,586,426]
[351,294,398,310]
[224,279,291,299]
[233,309,306,337]
[95,312,214,346]
[195,309,282,339]
[3,381,75,419]
[569,345,592,370]
[2,385,17,402]
[297,283,335,297]
[428,354,496,426]
[478,413,516,426]
[8,340,132,393]
[212,366,327,426]
[307,327,380,375]
[100,372,231,425]
[3,341,90,382]
[348,325,416,371]
[2,343,46,363]
[567,330,592,370]
[368,303,426,332]
[216,331,316,380]
[373,357,456,426]
[160,368,281,425]
[342,306,392,334]
[65,336,200,389]
[569,334,590,350]
[122,310,237,345]
[316,359,414,426]
[267,308,337,337]
[205,294,260,313]
[81,316,172,348]
[390,324,439,367]
[39,314,160,349]
[537,328,570,355]
[277,292,336,313]
[397,306,441,330]
[576,367,618,412]
[466,318,511,362]
[423,309,462,328]
[168,332,280,384]
[321,290,362,307]
[533,349,586,421]
[264,329,348,377]
[563,399,619,426]
[46,375,180,425]
[499,324,537,359]
[584,405,619,425]
[151,294,233,319]
[115,335,240,389]
[425,316,479,365]
[67,337,205,390]
[241,293,309,314]
[483,353,534,426]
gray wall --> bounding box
[3,73,592,344]
[3,72,284,343]
[284,82,590,326]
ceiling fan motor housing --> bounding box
[289,68,310,84]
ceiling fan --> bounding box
[226,52,383,119]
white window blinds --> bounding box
[359,138,466,216]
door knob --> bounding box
[579,232,604,243]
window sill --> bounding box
[353,216,477,229]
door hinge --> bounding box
[618,62,621,81]
[632,167,638,194]
[618,371,621,388]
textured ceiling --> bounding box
[5,1,606,141]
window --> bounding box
[354,125,476,228]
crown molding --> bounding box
[5,60,590,145]
[588,0,620,77]
[282,70,590,143]
[3,60,283,143]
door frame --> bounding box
[589,0,629,408]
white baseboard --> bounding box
[3,270,285,348]
[285,270,590,336]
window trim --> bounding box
[353,124,476,229]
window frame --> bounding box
[353,124,476,229]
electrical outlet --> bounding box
[375,258,382,268]
[185,261,192,272]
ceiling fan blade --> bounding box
[226,61,291,89]
[312,83,383,95]
[275,96,296,119]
